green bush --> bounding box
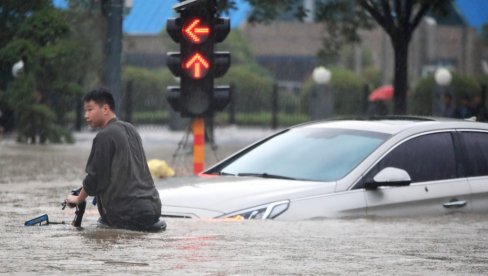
[132,111,169,125]
[122,66,176,113]
[236,112,272,126]
[478,75,488,107]
[216,112,308,127]
[478,75,488,87]
[362,66,382,90]
[332,68,366,115]
[301,67,365,116]
[219,65,274,113]
[410,72,481,115]
[7,74,73,143]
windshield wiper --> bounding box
[219,171,236,176]
[237,172,297,180]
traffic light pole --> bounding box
[192,117,205,174]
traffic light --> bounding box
[166,0,231,117]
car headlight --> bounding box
[221,200,290,220]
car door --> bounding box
[459,131,488,212]
[356,131,471,216]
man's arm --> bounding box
[67,132,114,204]
[82,133,115,196]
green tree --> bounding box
[63,0,106,87]
[0,1,51,132]
[225,0,453,115]
[0,1,52,88]
[0,3,90,143]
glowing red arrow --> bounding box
[183,19,210,43]
[184,53,209,79]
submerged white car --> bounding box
[156,117,488,220]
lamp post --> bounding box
[435,67,452,86]
[11,60,24,78]
[310,66,332,120]
[2,60,25,133]
[433,67,452,117]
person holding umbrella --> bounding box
[368,85,393,116]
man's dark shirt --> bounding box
[83,118,161,228]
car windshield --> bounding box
[219,128,390,182]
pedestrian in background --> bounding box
[470,95,487,122]
[368,101,389,116]
[440,93,455,118]
[455,95,474,119]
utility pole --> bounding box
[102,0,123,115]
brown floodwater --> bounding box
[1,128,488,275]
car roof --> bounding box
[295,116,488,135]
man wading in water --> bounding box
[66,88,164,231]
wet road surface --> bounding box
[1,127,488,275]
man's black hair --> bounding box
[83,87,115,111]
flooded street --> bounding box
[2,127,488,275]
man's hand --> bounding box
[65,195,81,208]
[65,187,88,208]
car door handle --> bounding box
[442,200,467,209]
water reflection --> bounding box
[81,227,146,245]
[77,222,222,271]
[170,235,219,270]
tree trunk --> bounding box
[392,37,409,115]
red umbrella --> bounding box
[369,85,394,101]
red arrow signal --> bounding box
[184,53,210,79]
[183,18,210,44]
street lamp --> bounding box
[435,67,452,86]
[313,66,331,85]
[11,60,24,78]
[310,66,333,120]
[433,67,452,117]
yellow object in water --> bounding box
[147,159,175,179]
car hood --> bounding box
[155,175,334,218]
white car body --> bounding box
[156,118,488,220]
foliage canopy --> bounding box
[0,1,95,143]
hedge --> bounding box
[409,72,481,115]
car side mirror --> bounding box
[365,167,411,190]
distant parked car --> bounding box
[156,117,488,220]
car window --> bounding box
[461,132,488,177]
[219,128,390,182]
[360,132,457,186]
